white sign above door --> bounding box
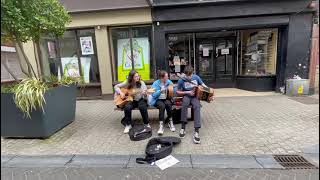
[221,48,229,55]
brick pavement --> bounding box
[1,95,319,155]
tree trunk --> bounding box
[14,42,30,77]
[15,41,37,78]
[33,40,42,79]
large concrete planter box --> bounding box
[1,84,77,138]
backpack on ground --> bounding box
[136,136,181,164]
[128,124,152,141]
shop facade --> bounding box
[4,0,317,97]
[152,0,316,92]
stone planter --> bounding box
[1,84,77,138]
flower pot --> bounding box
[1,84,77,138]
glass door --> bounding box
[196,39,215,86]
[196,33,236,88]
[214,38,235,87]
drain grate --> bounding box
[273,155,318,169]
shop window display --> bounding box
[239,28,278,76]
[39,29,100,83]
[110,26,153,81]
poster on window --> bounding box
[80,36,94,55]
[80,57,91,83]
[117,37,150,81]
[61,57,91,83]
[61,57,80,77]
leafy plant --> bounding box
[43,74,59,87]
[1,83,18,93]
[10,75,82,117]
[60,76,83,86]
[13,78,48,118]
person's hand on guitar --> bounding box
[142,89,148,96]
[119,92,126,100]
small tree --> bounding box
[1,0,71,80]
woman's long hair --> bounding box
[127,69,141,89]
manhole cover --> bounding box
[273,155,318,169]
[289,96,319,105]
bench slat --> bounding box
[114,105,194,111]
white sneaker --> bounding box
[157,122,164,136]
[168,120,176,132]
[123,125,132,134]
[146,124,151,128]
[193,132,201,144]
[179,129,186,138]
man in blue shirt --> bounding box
[176,66,213,144]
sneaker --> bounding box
[193,132,201,144]
[168,120,176,132]
[146,124,151,128]
[179,129,185,138]
[123,125,132,134]
[157,122,164,136]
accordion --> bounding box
[196,86,214,102]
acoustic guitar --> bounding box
[114,87,155,108]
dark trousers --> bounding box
[155,99,172,122]
[181,96,201,128]
[123,99,149,126]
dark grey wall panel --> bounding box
[153,0,311,22]
[163,15,289,33]
[276,26,289,91]
[154,25,167,71]
[285,13,313,80]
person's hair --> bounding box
[184,66,194,76]
[157,70,168,79]
[127,69,141,89]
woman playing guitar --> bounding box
[114,70,150,134]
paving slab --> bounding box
[3,155,73,167]
[1,155,16,165]
[67,155,130,167]
[191,155,263,168]
[302,144,319,154]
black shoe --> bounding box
[179,129,185,138]
[193,132,200,144]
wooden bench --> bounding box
[114,105,196,120]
